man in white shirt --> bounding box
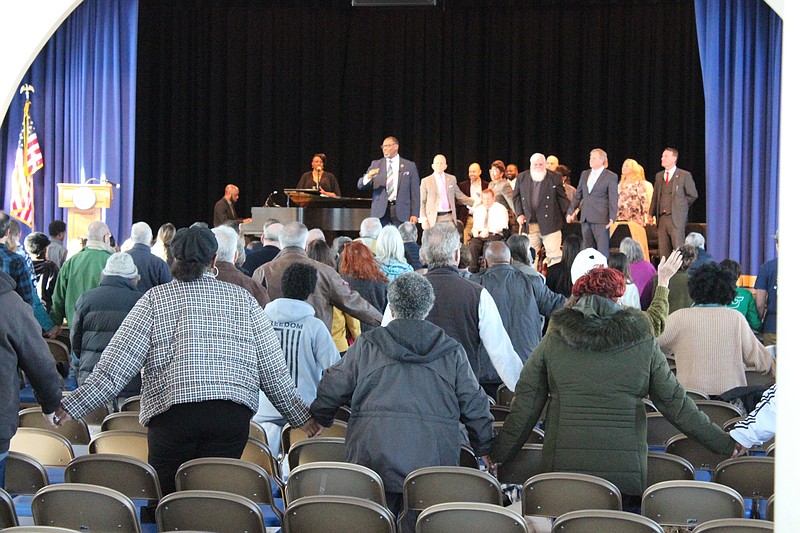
[457,163,487,243]
[468,189,508,273]
[419,154,475,231]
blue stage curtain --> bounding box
[695,0,781,275]
[0,0,137,242]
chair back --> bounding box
[44,339,69,367]
[685,389,711,401]
[81,403,111,426]
[497,444,544,486]
[713,457,774,501]
[691,518,774,532]
[403,466,502,513]
[496,384,514,407]
[664,435,731,471]
[646,412,681,447]
[65,453,162,500]
[641,480,745,528]
[693,400,745,427]
[5,451,49,494]
[1,527,85,532]
[240,437,283,483]
[283,495,396,533]
[31,483,141,533]
[493,422,544,444]
[280,419,347,457]
[286,437,347,472]
[460,445,479,469]
[88,430,149,463]
[10,428,74,467]
[335,406,351,423]
[0,487,19,528]
[248,420,268,443]
[100,412,147,433]
[490,404,511,422]
[550,509,663,533]
[765,494,774,521]
[286,461,385,506]
[18,407,91,445]
[416,502,528,533]
[646,451,695,488]
[745,368,775,388]
[156,489,266,533]
[520,472,622,518]
[119,395,141,412]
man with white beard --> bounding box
[512,153,571,268]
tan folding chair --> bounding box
[5,451,49,495]
[240,437,283,487]
[119,395,141,412]
[286,437,347,472]
[0,487,19,528]
[88,430,149,463]
[714,456,774,519]
[100,412,147,433]
[496,384,515,407]
[31,483,141,533]
[646,412,682,447]
[156,489,266,533]
[745,368,775,388]
[1,527,84,532]
[550,509,663,533]
[766,494,774,521]
[285,461,385,506]
[497,444,544,486]
[280,419,347,458]
[18,407,91,445]
[664,434,731,472]
[646,451,695,488]
[460,445,479,469]
[10,428,74,467]
[520,472,622,518]
[283,495,396,533]
[641,480,745,529]
[65,453,162,501]
[249,420,268,444]
[693,400,745,427]
[766,443,775,457]
[175,457,282,522]
[692,517,774,532]
[416,502,528,533]
[81,403,111,426]
[44,339,69,369]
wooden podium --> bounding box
[56,182,114,254]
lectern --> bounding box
[56,182,114,253]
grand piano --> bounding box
[239,189,372,239]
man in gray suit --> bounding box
[566,148,619,257]
[649,147,698,259]
[419,154,475,231]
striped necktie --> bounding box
[386,159,395,199]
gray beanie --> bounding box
[103,252,139,279]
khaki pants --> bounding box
[526,226,563,268]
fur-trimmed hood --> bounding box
[548,295,653,351]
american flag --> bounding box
[10,99,43,228]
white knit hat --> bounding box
[102,252,139,279]
[570,248,608,284]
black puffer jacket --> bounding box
[71,276,143,396]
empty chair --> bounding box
[497,444,544,486]
[88,430,149,463]
[646,413,682,448]
[694,400,745,427]
[416,502,528,533]
[119,395,141,412]
[286,437,347,472]
[100,412,147,433]
[550,509,663,533]
[491,404,511,422]
[641,480,745,529]
[249,420,268,444]
[460,445,479,469]
[5,451,49,495]
[175,457,282,523]
[280,419,347,457]
[64,454,162,501]
[10,428,74,467]
[692,518,774,532]
[31,483,141,533]
[646,452,695,488]
[283,495,396,533]
[520,472,622,518]
[156,489,266,533]
[685,389,711,401]
[714,456,774,519]
[665,435,732,471]
[240,437,283,486]
[285,461,385,506]
[496,384,515,407]
[0,487,19,528]
[18,407,91,445]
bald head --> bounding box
[224,184,240,203]
[468,163,482,182]
[87,221,110,242]
[546,155,559,171]
[484,242,511,266]
[431,154,447,174]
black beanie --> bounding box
[170,226,218,263]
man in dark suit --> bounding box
[566,148,619,257]
[513,153,571,267]
[213,184,251,227]
[648,147,698,259]
[357,136,420,226]
[419,154,474,231]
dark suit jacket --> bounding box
[357,156,420,222]
[513,170,571,235]
[213,197,241,227]
[297,171,341,197]
[568,168,619,224]
[457,179,488,225]
[648,168,697,226]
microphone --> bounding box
[265,190,278,207]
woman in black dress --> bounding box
[297,153,341,197]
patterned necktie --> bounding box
[386,158,395,199]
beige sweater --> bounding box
[658,307,774,396]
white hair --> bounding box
[86,221,110,242]
[530,153,546,164]
[279,222,309,249]
[307,228,325,244]
[376,225,407,265]
[212,226,239,263]
[263,222,283,242]
[360,217,382,239]
[685,232,705,250]
[130,222,153,245]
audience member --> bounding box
[24,232,58,312]
[620,237,657,309]
[398,222,422,269]
[308,239,359,353]
[730,385,776,456]
[255,263,339,455]
[467,189,508,273]
[754,231,778,345]
[55,225,317,495]
[658,263,774,396]
[506,234,544,282]
[47,219,68,267]
[720,259,762,331]
[212,226,270,308]
[312,272,493,523]
[71,253,143,396]
[650,244,695,314]
[685,232,714,275]
[545,234,582,298]
[242,222,282,275]
[306,228,325,245]
[355,217,382,254]
[375,225,413,281]
[151,222,176,265]
[491,266,736,512]
[213,183,251,227]
[331,235,353,265]
[609,252,641,309]
[339,241,388,335]
[125,222,172,292]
